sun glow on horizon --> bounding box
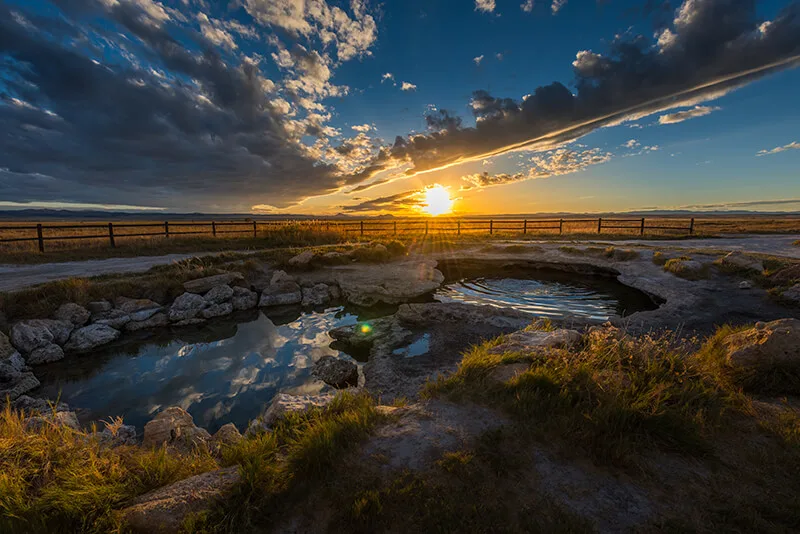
[421,185,454,216]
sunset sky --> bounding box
[1,0,799,215]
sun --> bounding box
[421,185,454,216]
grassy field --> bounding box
[1,216,799,265]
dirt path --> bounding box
[591,234,800,258]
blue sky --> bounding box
[1,0,799,214]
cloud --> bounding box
[340,190,424,213]
[521,0,534,13]
[622,139,640,149]
[551,0,567,14]
[757,141,800,156]
[351,124,373,132]
[401,82,417,91]
[680,198,800,209]
[462,147,612,188]
[474,55,485,66]
[475,0,496,13]
[0,0,382,211]
[658,105,720,124]
[345,0,800,187]
[381,72,395,82]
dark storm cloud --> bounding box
[0,0,354,210]
[339,190,422,213]
[350,0,800,183]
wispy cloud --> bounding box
[757,141,800,156]
[658,105,720,124]
[680,199,800,210]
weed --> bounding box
[663,257,709,280]
[652,251,667,266]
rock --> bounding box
[0,372,40,402]
[99,424,137,446]
[53,303,90,327]
[168,293,208,322]
[720,251,764,273]
[129,308,163,322]
[721,318,800,368]
[65,324,121,352]
[119,467,240,534]
[301,283,333,307]
[489,362,531,383]
[318,251,350,265]
[125,313,170,332]
[739,280,754,290]
[87,300,113,314]
[10,320,54,353]
[201,302,234,319]
[665,259,705,277]
[115,297,162,315]
[782,283,800,304]
[249,393,335,433]
[183,272,243,294]
[259,270,302,307]
[92,309,132,329]
[287,249,315,269]
[27,343,65,365]
[204,285,234,305]
[142,406,211,449]
[174,318,206,327]
[337,260,445,307]
[25,410,80,431]
[0,331,17,360]
[396,302,530,331]
[487,328,582,355]
[230,287,258,311]
[12,395,68,414]
[373,243,388,254]
[210,423,242,448]
[0,351,27,380]
[312,356,358,388]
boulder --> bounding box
[142,406,211,449]
[27,343,65,365]
[720,251,764,273]
[99,424,137,447]
[0,351,27,379]
[204,285,234,305]
[739,280,754,290]
[248,393,335,434]
[301,283,333,307]
[259,270,302,307]
[337,260,445,307]
[168,293,207,322]
[115,297,162,315]
[92,309,132,329]
[174,318,206,327]
[230,287,258,311]
[201,303,234,319]
[53,303,90,327]
[318,251,350,265]
[64,324,121,352]
[287,249,315,269]
[782,283,800,304]
[129,308,163,322]
[119,467,240,534]
[12,395,68,414]
[312,356,359,388]
[183,272,243,294]
[25,410,80,431]
[0,331,17,360]
[721,319,800,368]
[487,328,582,355]
[87,300,113,314]
[125,313,170,332]
[210,423,242,448]
[0,372,40,402]
[10,320,54,353]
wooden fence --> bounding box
[0,217,695,253]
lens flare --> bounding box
[360,323,372,334]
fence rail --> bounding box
[0,217,695,253]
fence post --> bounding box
[108,222,116,248]
[425,220,429,235]
[559,218,563,234]
[164,221,170,238]
[36,224,44,252]
[212,221,216,237]
[523,219,527,235]
[640,217,645,236]
[252,221,257,237]
[597,218,602,234]
[393,221,397,236]
[360,220,364,237]
[689,217,695,235]
[489,220,493,235]
[457,220,461,236]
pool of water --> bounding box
[435,272,659,322]
[37,307,365,433]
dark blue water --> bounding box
[38,308,360,433]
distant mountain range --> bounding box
[0,208,798,221]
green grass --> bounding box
[424,327,732,464]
